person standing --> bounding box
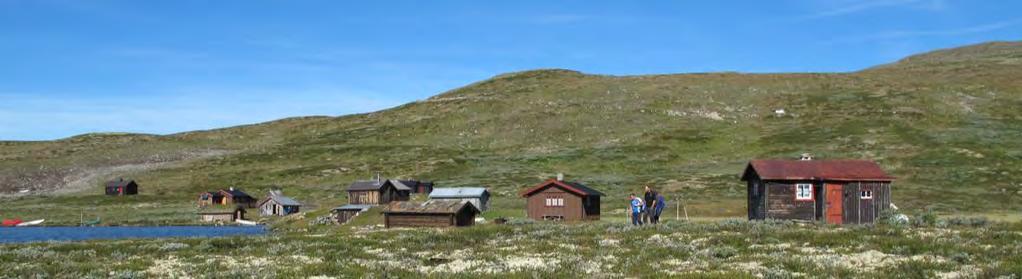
[629,193,644,226]
[652,191,667,224]
[643,186,658,224]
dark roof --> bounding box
[520,179,605,197]
[221,188,253,198]
[347,180,385,191]
[387,180,413,191]
[382,200,479,214]
[742,160,895,182]
[348,179,419,191]
[105,179,135,188]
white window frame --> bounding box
[557,198,564,206]
[860,190,873,199]
[545,198,553,206]
[795,183,813,200]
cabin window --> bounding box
[795,183,813,200]
[860,190,873,199]
[545,197,564,207]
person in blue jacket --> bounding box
[629,193,645,226]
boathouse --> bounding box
[104,178,138,196]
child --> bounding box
[629,193,644,226]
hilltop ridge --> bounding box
[1,41,1021,225]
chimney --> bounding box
[375,173,382,184]
[557,173,564,181]
[229,187,235,191]
[800,153,813,161]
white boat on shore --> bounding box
[15,219,44,227]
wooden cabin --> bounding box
[330,204,373,224]
[198,206,246,222]
[520,177,604,221]
[258,190,302,216]
[741,159,894,224]
[198,187,258,208]
[397,180,434,194]
[104,178,138,196]
[428,187,490,211]
[382,200,480,228]
[347,179,411,205]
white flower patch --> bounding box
[146,256,193,278]
[599,238,620,247]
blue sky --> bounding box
[1,0,1019,140]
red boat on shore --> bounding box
[2,219,23,227]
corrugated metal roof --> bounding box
[742,159,895,181]
[520,179,605,197]
[262,193,302,206]
[428,187,489,198]
[388,180,414,191]
[332,204,374,211]
[347,180,385,191]
[382,200,479,214]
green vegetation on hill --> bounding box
[1,41,1021,225]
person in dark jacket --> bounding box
[643,186,658,224]
[652,192,667,224]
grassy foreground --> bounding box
[2,219,1021,278]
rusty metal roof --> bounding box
[382,200,479,214]
[742,159,894,182]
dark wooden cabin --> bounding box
[347,179,411,205]
[104,178,138,196]
[396,180,434,194]
[198,187,258,208]
[520,178,604,221]
[382,200,480,228]
[741,159,894,224]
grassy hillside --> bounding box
[1,41,1021,225]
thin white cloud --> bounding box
[798,0,944,20]
[820,18,1022,45]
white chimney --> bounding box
[800,153,813,160]
[557,173,564,181]
[229,187,235,191]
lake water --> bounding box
[0,226,268,243]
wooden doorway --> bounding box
[825,184,843,224]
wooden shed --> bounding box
[198,187,258,208]
[258,190,302,216]
[520,177,604,221]
[198,206,247,223]
[382,200,480,228]
[330,204,373,224]
[104,178,138,196]
[347,179,411,205]
[741,159,894,224]
[395,180,434,194]
[428,187,490,211]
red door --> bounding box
[826,184,843,224]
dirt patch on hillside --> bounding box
[0,149,231,197]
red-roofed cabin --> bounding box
[741,159,894,224]
[520,177,604,221]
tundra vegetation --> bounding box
[0,42,1021,277]
[2,218,1022,278]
